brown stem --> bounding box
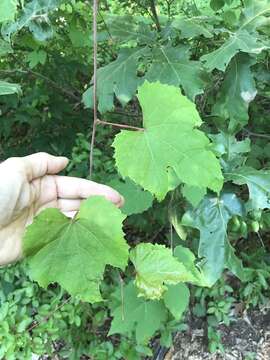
[149,0,161,31]
[89,0,99,178]
[96,119,144,131]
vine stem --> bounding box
[149,0,161,31]
[96,119,144,131]
[89,0,99,178]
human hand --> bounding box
[0,152,124,266]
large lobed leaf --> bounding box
[23,197,129,303]
[2,0,59,41]
[201,30,265,72]
[213,54,257,130]
[182,193,247,285]
[226,166,270,210]
[146,46,206,100]
[83,48,143,113]
[113,81,223,201]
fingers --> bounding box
[23,153,69,181]
[54,176,124,206]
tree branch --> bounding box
[149,0,161,32]
[0,69,81,101]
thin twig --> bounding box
[118,271,125,321]
[98,10,113,41]
[0,69,80,101]
[96,119,144,131]
[28,296,72,332]
[243,129,270,140]
[89,0,99,178]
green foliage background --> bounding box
[0,0,270,359]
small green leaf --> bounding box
[107,178,153,215]
[130,243,196,300]
[109,282,167,344]
[23,197,129,303]
[164,283,190,320]
[26,50,47,68]
[0,81,21,96]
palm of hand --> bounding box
[0,153,123,265]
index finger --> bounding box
[54,176,124,206]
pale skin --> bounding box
[0,152,124,266]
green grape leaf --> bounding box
[171,17,213,38]
[113,81,223,201]
[0,0,18,23]
[23,197,129,303]
[182,184,206,207]
[0,81,21,95]
[226,166,270,210]
[83,48,143,113]
[174,245,208,286]
[109,282,167,344]
[182,193,245,285]
[107,15,155,44]
[130,243,196,300]
[164,283,190,320]
[200,30,265,72]
[210,131,251,170]
[213,54,257,130]
[1,0,59,41]
[146,46,206,100]
[107,178,153,215]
